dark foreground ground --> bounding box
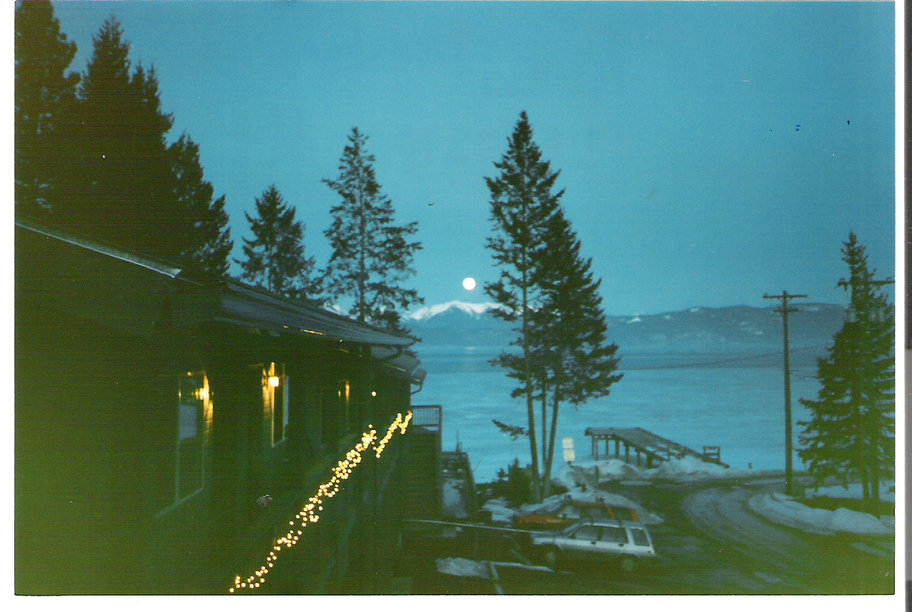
[394,475,895,595]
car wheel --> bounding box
[542,547,560,570]
[619,555,636,573]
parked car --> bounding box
[515,498,640,530]
[529,520,657,572]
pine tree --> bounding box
[798,232,894,505]
[169,133,233,277]
[484,111,564,498]
[322,127,423,332]
[531,210,623,496]
[237,185,319,302]
[64,17,179,260]
[15,0,80,217]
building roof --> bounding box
[16,218,417,352]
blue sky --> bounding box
[51,1,896,316]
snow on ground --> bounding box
[482,458,897,537]
[436,557,490,579]
[556,456,746,488]
[481,497,519,524]
[442,478,469,519]
[805,482,895,504]
[747,492,893,536]
[514,488,661,526]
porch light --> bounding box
[268,375,280,388]
[371,391,377,397]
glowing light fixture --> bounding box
[268,375,280,388]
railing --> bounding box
[410,404,442,432]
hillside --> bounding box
[407,301,847,364]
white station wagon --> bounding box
[530,520,657,572]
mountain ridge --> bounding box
[408,300,848,355]
[407,300,505,321]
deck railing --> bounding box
[410,404,442,432]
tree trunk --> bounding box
[543,387,561,499]
[856,405,870,500]
[541,379,548,483]
[357,182,367,323]
[521,238,540,501]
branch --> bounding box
[493,419,529,440]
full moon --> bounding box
[462,277,477,291]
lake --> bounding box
[415,346,823,483]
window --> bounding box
[630,528,651,547]
[601,526,628,544]
[157,372,209,515]
[177,373,206,498]
[574,525,601,541]
[269,363,289,446]
[319,380,350,442]
[339,379,351,431]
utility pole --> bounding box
[763,290,807,496]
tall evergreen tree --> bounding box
[531,210,623,496]
[237,185,319,302]
[798,232,894,505]
[64,17,179,260]
[169,133,233,277]
[15,0,80,217]
[322,127,423,332]
[484,111,563,497]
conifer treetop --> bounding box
[322,127,423,332]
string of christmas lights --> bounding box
[230,411,412,593]
[375,410,412,458]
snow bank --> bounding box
[747,492,893,536]
[442,478,468,519]
[648,455,732,480]
[512,474,661,525]
[436,557,490,579]
[481,497,519,524]
[561,456,746,485]
[559,459,643,484]
[805,482,895,504]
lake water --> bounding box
[415,346,823,483]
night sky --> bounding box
[50,1,896,316]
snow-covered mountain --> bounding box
[407,301,848,358]
[405,301,509,348]
[407,300,504,322]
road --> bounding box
[677,482,894,594]
[407,476,895,595]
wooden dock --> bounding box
[584,426,728,468]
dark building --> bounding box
[15,219,430,594]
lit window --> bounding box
[157,372,208,515]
